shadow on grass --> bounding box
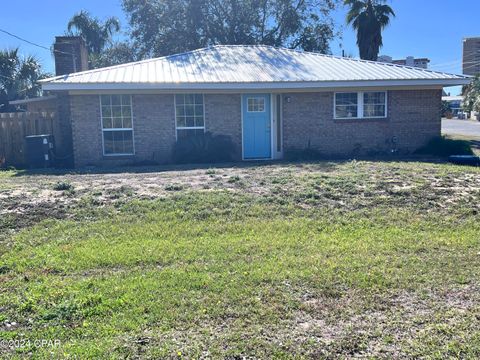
[469,140,480,152]
[9,155,447,177]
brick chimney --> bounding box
[53,36,89,76]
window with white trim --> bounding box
[334,91,387,119]
[100,95,134,155]
[334,92,358,118]
[247,97,265,112]
[363,92,386,117]
[175,94,205,138]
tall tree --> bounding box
[67,10,121,55]
[463,75,480,117]
[344,0,395,61]
[89,41,138,69]
[0,49,48,112]
[122,0,339,58]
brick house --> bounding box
[38,42,470,167]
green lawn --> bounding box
[1,161,480,359]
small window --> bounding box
[100,95,134,155]
[175,94,205,138]
[363,92,386,118]
[335,93,358,118]
[247,97,265,112]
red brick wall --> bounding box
[204,94,242,160]
[282,89,441,155]
[132,94,176,163]
[68,89,441,167]
[70,95,103,167]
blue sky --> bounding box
[1,0,478,94]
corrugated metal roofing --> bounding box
[41,45,471,90]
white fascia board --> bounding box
[9,95,58,105]
[42,78,472,92]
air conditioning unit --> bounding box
[25,134,55,168]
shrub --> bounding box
[172,132,236,164]
[165,184,184,191]
[53,181,74,191]
[227,175,241,183]
[415,136,474,157]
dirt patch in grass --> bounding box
[1,161,480,237]
[293,286,480,358]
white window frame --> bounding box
[334,91,387,119]
[174,94,205,140]
[247,96,266,112]
[99,95,135,156]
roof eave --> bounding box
[9,95,58,105]
[42,78,472,92]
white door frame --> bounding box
[271,93,283,159]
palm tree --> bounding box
[67,10,120,55]
[344,0,395,61]
[0,48,48,112]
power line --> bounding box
[431,60,480,69]
[0,27,73,56]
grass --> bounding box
[1,161,480,358]
[0,169,17,186]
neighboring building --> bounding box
[378,55,430,69]
[442,95,464,117]
[463,37,480,76]
[37,45,469,168]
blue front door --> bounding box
[242,94,271,159]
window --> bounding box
[100,95,134,155]
[334,93,358,118]
[175,94,204,138]
[247,97,265,112]
[334,91,387,119]
[363,92,386,118]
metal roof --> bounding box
[10,95,57,105]
[41,45,471,91]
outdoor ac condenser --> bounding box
[25,134,55,168]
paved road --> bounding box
[442,119,480,138]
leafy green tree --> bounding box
[0,48,49,112]
[122,0,339,58]
[463,75,480,115]
[344,0,395,61]
[67,10,120,55]
[89,42,138,68]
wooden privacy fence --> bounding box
[0,112,56,167]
